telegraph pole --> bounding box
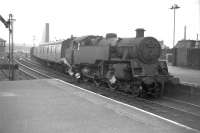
[0,14,15,80]
[170,4,180,48]
[8,14,15,80]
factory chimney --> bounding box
[135,28,145,38]
[184,25,187,40]
[41,23,49,43]
[44,23,49,42]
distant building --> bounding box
[0,38,6,59]
[172,39,200,69]
[159,40,169,49]
[0,38,6,47]
[175,40,196,48]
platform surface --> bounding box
[168,65,200,85]
[0,79,198,133]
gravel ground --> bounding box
[0,69,32,81]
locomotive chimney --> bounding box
[135,28,145,38]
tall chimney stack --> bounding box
[184,25,187,40]
[41,23,50,43]
[135,28,145,38]
[45,23,49,42]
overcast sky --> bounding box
[0,0,199,48]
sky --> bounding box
[0,0,199,48]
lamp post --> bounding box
[170,4,180,48]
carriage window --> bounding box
[73,41,80,50]
[51,46,53,53]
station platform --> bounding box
[168,65,200,86]
[0,79,197,133]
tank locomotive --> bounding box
[31,29,175,97]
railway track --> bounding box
[18,65,50,79]
[15,58,72,80]
[0,70,9,79]
[16,56,200,131]
[15,59,51,79]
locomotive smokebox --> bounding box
[136,28,145,38]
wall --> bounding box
[187,48,200,69]
[173,48,200,69]
[175,48,188,66]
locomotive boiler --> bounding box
[31,29,176,98]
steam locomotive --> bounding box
[31,29,176,98]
